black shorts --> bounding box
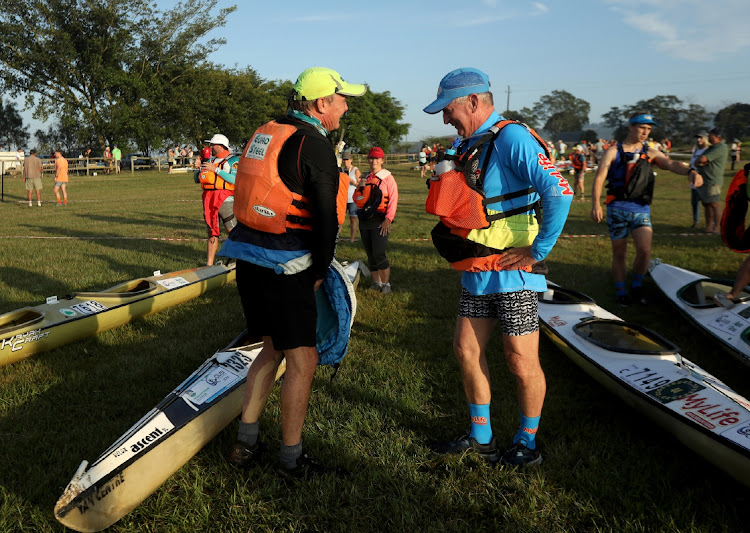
[458,289,539,336]
[236,260,317,351]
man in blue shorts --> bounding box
[424,68,573,467]
[591,112,694,306]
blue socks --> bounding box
[631,273,644,290]
[468,403,493,444]
[615,281,626,297]
[513,412,541,450]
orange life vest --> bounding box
[569,153,584,171]
[199,156,235,190]
[425,120,551,272]
[234,121,347,234]
[354,172,389,219]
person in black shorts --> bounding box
[219,67,365,478]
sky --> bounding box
[19,0,750,144]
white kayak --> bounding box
[54,332,284,533]
[648,259,750,365]
[538,283,750,488]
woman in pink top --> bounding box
[356,146,399,294]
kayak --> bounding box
[538,283,750,488]
[648,259,750,365]
[0,262,236,367]
[54,331,283,533]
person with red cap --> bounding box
[355,146,399,293]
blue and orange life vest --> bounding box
[199,156,235,190]
[425,120,549,272]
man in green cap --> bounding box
[220,67,365,478]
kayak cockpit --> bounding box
[677,279,750,309]
[0,309,45,336]
[538,286,596,305]
[574,318,679,355]
[76,279,158,299]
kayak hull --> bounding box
[539,284,750,488]
[0,263,236,366]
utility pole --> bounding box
[506,85,511,113]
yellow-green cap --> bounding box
[292,67,366,101]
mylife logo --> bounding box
[253,205,276,218]
[471,416,488,425]
[522,427,538,435]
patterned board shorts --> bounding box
[458,288,539,336]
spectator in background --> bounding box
[731,139,741,170]
[24,148,43,207]
[168,147,175,174]
[201,142,212,163]
[341,151,361,243]
[418,145,430,178]
[356,146,399,293]
[112,145,122,174]
[103,146,112,175]
[689,131,709,228]
[594,138,605,165]
[694,127,729,235]
[570,145,587,201]
[195,134,238,266]
[557,139,567,159]
[53,150,69,206]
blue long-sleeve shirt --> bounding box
[461,111,573,295]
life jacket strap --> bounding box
[484,187,535,205]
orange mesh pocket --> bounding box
[425,170,489,230]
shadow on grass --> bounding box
[0,285,245,527]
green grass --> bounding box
[1,161,750,532]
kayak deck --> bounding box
[573,319,680,355]
[677,278,750,309]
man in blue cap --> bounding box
[591,112,694,306]
[424,68,573,467]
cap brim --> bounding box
[423,97,450,115]
[337,82,366,97]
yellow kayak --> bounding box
[0,262,236,366]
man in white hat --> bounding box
[195,133,238,265]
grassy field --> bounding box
[1,159,749,532]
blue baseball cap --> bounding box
[423,68,491,114]
[629,113,659,126]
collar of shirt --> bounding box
[288,109,328,136]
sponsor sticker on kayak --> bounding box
[618,364,673,392]
[70,301,108,315]
[156,276,189,290]
[710,311,749,336]
[721,421,750,449]
[1,329,51,352]
[102,412,174,472]
[184,367,242,405]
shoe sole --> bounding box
[500,454,543,468]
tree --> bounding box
[529,90,590,138]
[153,65,288,152]
[602,97,709,143]
[0,0,236,150]
[504,107,539,130]
[0,98,29,148]
[715,103,750,141]
[340,88,410,153]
